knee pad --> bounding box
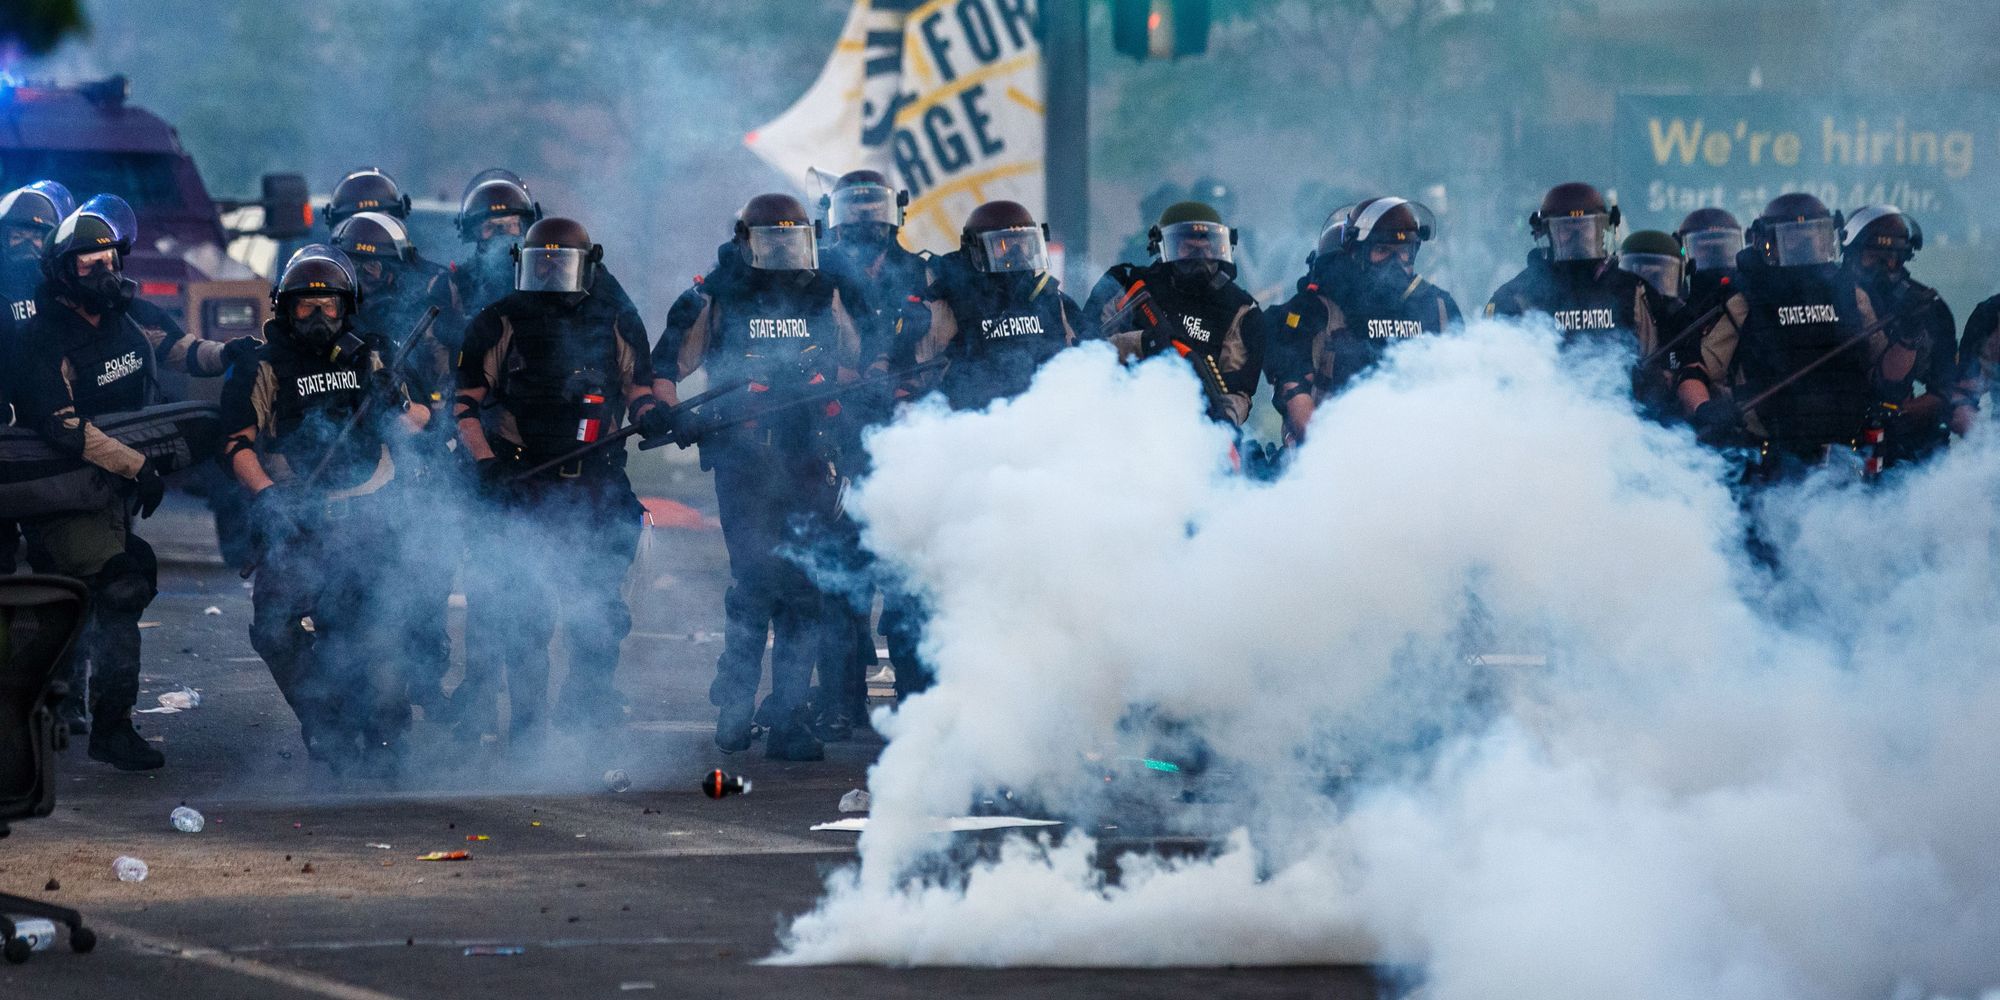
[91,545,159,614]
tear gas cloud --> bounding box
[777,317,2000,1000]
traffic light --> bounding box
[1111,0,1211,60]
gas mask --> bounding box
[1168,257,1224,290]
[69,255,132,312]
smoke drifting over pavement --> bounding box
[774,318,2000,1000]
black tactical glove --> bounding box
[635,402,681,443]
[1690,397,1742,441]
[250,482,305,548]
[368,368,412,411]
[221,335,262,370]
[127,457,167,519]
[476,456,515,501]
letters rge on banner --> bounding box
[745,0,1045,254]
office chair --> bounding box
[0,575,97,963]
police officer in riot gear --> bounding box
[813,169,928,740]
[456,217,662,743]
[1084,201,1261,426]
[17,195,257,767]
[1838,206,1956,462]
[330,210,463,717]
[331,212,458,410]
[909,199,1078,413]
[1677,193,1924,477]
[1487,182,1659,363]
[1265,197,1460,442]
[0,180,74,325]
[879,200,1081,702]
[1676,207,1743,306]
[1955,295,2000,435]
[451,169,543,320]
[654,193,864,759]
[322,167,414,230]
[0,180,76,575]
[223,245,430,773]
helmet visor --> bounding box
[1771,218,1838,267]
[978,226,1048,273]
[746,226,818,270]
[515,246,589,293]
[1683,229,1743,272]
[79,194,139,249]
[1619,253,1683,299]
[828,184,901,229]
[1545,214,1610,262]
[1158,220,1233,263]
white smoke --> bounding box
[772,318,2000,1000]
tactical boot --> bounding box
[87,717,165,771]
[765,719,824,762]
[410,683,460,724]
[715,701,756,753]
[57,695,90,736]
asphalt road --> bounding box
[0,487,1378,999]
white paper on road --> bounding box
[810,816,1062,833]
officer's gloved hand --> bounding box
[635,402,682,444]
[1690,397,1742,441]
[476,457,514,500]
[221,335,261,370]
[127,458,167,519]
[250,482,304,548]
[368,369,412,411]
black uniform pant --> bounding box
[460,470,640,734]
[250,497,407,745]
[395,457,464,701]
[708,444,836,728]
[813,511,874,724]
[23,503,155,723]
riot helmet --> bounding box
[330,211,417,294]
[323,168,411,228]
[1750,193,1842,268]
[42,194,138,312]
[961,200,1048,274]
[735,194,819,271]
[0,180,76,281]
[1188,177,1237,222]
[1346,197,1434,266]
[1150,201,1235,263]
[512,217,602,294]
[1530,182,1619,263]
[823,169,906,246]
[272,244,361,352]
[457,170,541,244]
[1674,207,1743,275]
[1618,230,1684,299]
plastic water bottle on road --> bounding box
[170,806,204,832]
[113,856,149,882]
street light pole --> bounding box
[1044,0,1090,289]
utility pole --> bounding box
[1044,1,1090,289]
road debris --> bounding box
[809,816,1063,833]
[203,605,222,616]
[837,789,870,813]
[463,945,523,956]
[702,769,751,799]
[417,851,471,862]
[137,687,201,714]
